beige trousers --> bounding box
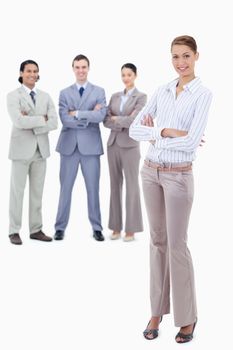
[107,143,143,232]
[141,163,197,327]
[9,149,46,235]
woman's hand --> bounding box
[110,116,118,122]
[141,114,154,127]
[161,128,188,138]
[141,114,155,144]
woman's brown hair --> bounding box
[171,35,197,54]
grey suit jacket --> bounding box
[56,82,107,156]
[7,86,58,160]
[104,88,147,148]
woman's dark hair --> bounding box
[171,35,197,54]
[121,63,137,75]
[72,54,90,67]
[18,60,40,84]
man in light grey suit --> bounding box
[54,55,106,241]
[7,60,58,245]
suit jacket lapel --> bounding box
[19,86,35,109]
[114,92,122,115]
[78,82,94,109]
[122,88,139,114]
[35,89,43,108]
[70,84,81,109]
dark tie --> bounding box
[30,91,36,105]
[79,87,84,97]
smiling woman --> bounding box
[171,35,199,97]
[129,35,212,344]
[103,63,147,242]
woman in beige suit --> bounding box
[104,63,147,241]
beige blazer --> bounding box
[104,88,147,148]
[7,86,58,160]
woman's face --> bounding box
[171,44,199,78]
[121,68,136,89]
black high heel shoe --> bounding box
[143,316,163,340]
[175,318,197,344]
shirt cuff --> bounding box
[152,127,164,140]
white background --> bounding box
[0,0,232,349]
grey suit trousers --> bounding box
[107,143,143,232]
[9,149,46,234]
[141,163,197,327]
[55,147,102,232]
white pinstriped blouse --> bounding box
[129,77,213,163]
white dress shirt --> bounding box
[22,84,37,96]
[75,81,88,120]
[129,77,213,163]
[76,81,88,91]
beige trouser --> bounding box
[9,149,46,235]
[141,162,197,327]
[107,143,143,232]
